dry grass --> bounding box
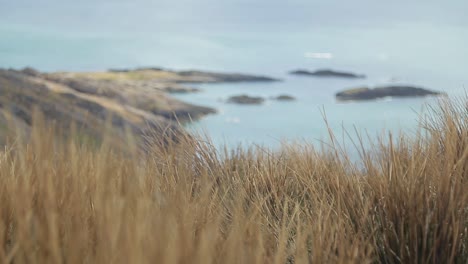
[48,70,179,82]
[0,98,466,263]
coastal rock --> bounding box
[273,94,296,101]
[176,70,281,83]
[336,86,445,101]
[0,66,282,145]
[0,68,216,146]
[101,67,280,83]
[0,69,171,141]
[162,85,200,94]
[44,73,215,121]
[290,69,366,79]
[227,95,265,105]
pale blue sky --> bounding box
[1,0,466,33]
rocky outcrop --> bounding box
[273,95,296,101]
[102,67,280,83]
[290,69,365,79]
[336,86,445,101]
[163,85,200,94]
[0,66,282,144]
[226,94,297,104]
[227,95,265,105]
[0,69,207,145]
[41,67,280,116]
[176,70,280,83]
[43,72,215,121]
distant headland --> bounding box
[289,69,366,79]
[0,67,280,143]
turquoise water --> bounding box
[1,0,467,149]
[173,76,450,150]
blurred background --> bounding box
[1,0,467,148]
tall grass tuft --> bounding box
[0,97,466,263]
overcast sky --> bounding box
[1,0,467,33]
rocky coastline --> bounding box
[0,67,279,143]
[0,66,450,145]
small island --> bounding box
[336,86,446,101]
[273,94,296,101]
[227,95,265,105]
[290,69,366,79]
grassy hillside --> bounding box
[0,68,218,147]
[0,66,284,146]
[0,97,466,263]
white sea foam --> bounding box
[304,52,333,59]
[226,117,241,124]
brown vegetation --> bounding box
[0,97,466,263]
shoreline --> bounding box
[0,67,279,143]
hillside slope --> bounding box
[0,69,211,144]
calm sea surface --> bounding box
[1,0,467,149]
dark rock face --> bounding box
[273,95,296,101]
[336,86,445,101]
[290,69,366,79]
[227,95,265,105]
